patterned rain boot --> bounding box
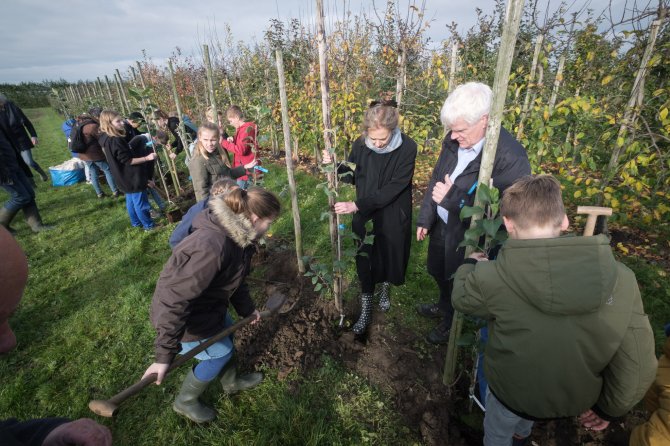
[377,282,391,312]
[352,293,373,335]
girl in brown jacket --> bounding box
[141,187,280,423]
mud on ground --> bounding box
[234,241,643,445]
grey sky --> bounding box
[0,0,626,84]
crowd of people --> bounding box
[1,81,666,445]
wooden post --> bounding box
[516,33,544,140]
[602,7,667,195]
[316,0,343,311]
[275,47,305,274]
[449,39,459,93]
[443,0,526,386]
[104,75,116,109]
[116,69,132,113]
[203,44,230,164]
[113,72,128,115]
[168,60,191,165]
[395,41,407,109]
[136,61,172,202]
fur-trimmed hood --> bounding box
[201,196,257,248]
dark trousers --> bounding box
[433,276,454,331]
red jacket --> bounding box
[221,121,257,181]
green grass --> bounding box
[0,108,420,445]
[2,108,668,445]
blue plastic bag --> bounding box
[50,168,85,187]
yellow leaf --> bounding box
[616,137,625,147]
[574,190,582,198]
[616,243,629,254]
[543,110,549,121]
[557,157,564,162]
[585,178,592,185]
[602,75,613,85]
[575,178,583,185]
[660,108,668,121]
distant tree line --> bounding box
[0,81,70,108]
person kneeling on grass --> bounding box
[98,110,156,231]
[142,187,281,423]
[452,175,657,446]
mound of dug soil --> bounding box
[235,242,643,445]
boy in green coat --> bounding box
[452,175,657,446]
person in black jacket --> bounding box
[0,94,48,182]
[0,112,52,234]
[415,82,531,344]
[98,110,156,230]
[322,100,417,337]
[153,109,197,157]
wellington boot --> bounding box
[0,207,19,235]
[22,203,54,233]
[219,356,263,394]
[352,293,374,335]
[377,282,391,312]
[173,369,216,423]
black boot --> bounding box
[35,165,48,182]
[173,369,216,423]
[0,207,19,235]
[352,293,373,335]
[377,282,391,312]
[22,203,54,233]
[219,356,263,394]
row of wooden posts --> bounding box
[56,0,528,391]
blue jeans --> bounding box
[146,187,165,211]
[124,191,154,229]
[20,149,44,171]
[181,313,235,382]
[1,168,35,212]
[84,160,118,196]
[484,389,534,446]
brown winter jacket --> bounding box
[150,197,258,364]
[77,118,105,162]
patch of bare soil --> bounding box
[234,241,646,445]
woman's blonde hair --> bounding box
[224,187,281,221]
[98,110,126,138]
[195,122,226,161]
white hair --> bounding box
[440,82,492,129]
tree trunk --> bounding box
[444,0,526,386]
[104,75,116,109]
[548,53,566,114]
[112,72,127,115]
[168,60,191,165]
[204,44,230,164]
[275,48,305,275]
[601,7,667,196]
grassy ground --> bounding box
[0,108,420,445]
[2,107,669,445]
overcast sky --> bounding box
[0,0,630,84]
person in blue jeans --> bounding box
[76,113,119,198]
[98,110,156,230]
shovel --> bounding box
[88,292,286,417]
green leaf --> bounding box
[460,206,484,220]
[363,234,375,245]
[457,332,475,346]
[312,276,318,285]
[482,218,502,238]
[320,211,331,221]
[314,283,323,292]
[477,184,492,205]
[457,238,479,249]
[463,227,482,242]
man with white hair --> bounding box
[416,82,531,344]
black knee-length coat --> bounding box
[339,133,417,286]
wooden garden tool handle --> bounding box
[577,206,612,236]
[88,292,286,417]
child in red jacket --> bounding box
[221,105,258,189]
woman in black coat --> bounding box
[322,100,417,336]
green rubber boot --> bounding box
[0,207,19,235]
[22,203,54,233]
[219,356,263,394]
[173,369,216,423]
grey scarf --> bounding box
[365,127,402,154]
